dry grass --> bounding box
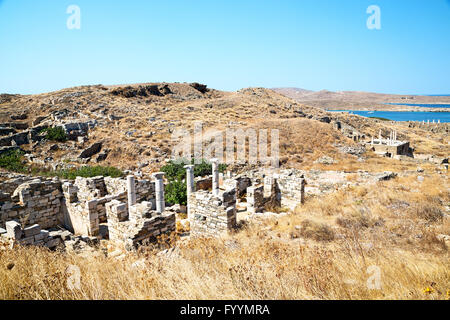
[1,173,448,300]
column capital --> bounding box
[184,164,195,170]
[210,158,219,164]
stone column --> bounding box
[184,165,195,196]
[153,172,165,213]
[211,158,219,196]
[127,175,136,213]
[184,165,195,218]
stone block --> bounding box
[61,230,72,241]
[23,224,41,237]
[18,236,35,246]
[45,238,61,249]
[6,221,22,239]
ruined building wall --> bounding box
[106,200,176,250]
[273,170,306,210]
[0,178,63,229]
[0,174,39,195]
[189,189,237,235]
[104,177,156,204]
[61,176,157,236]
[0,173,174,245]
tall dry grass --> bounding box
[1,173,448,300]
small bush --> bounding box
[165,179,187,206]
[414,204,443,222]
[369,116,390,121]
[297,219,335,241]
[0,149,26,172]
[41,127,67,142]
[161,158,227,181]
[31,166,123,180]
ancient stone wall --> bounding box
[0,178,63,229]
[195,176,212,191]
[105,199,175,250]
[0,173,38,195]
[104,176,156,204]
[272,169,306,210]
[189,188,237,235]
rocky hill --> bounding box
[0,82,448,176]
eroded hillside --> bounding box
[1,83,448,176]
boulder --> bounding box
[10,113,28,121]
[79,142,102,159]
[318,116,331,124]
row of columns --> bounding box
[127,172,166,215]
[422,120,440,124]
[374,130,398,146]
[125,160,222,217]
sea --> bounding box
[328,110,450,123]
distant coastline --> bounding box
[328,110,450,123]
[273,88,450,112]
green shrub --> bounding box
[41,127,67,142]
[161,160,186,181]
[369,116,390,121]
[55,166,123,180]
[165,179,187,206]
[0,149,26,172]
[161,158,227,205]
[31,165,123,180]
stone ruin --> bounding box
[105,174,175,250]
[0,159,308,250]
[186,159,307,236]
[366,130,414,158]
[0,173,176,250]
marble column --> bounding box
[211,158,219,196]
[153,172,165,213]
[127,175,136,213]
[184,165,195,218]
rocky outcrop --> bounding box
[78,142,102,159]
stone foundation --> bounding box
[2,220,63,249]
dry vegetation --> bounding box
[1,173,448,300]
[0,83,448,300]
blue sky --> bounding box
[0,0,449,94]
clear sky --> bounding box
[0,0,449,94]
